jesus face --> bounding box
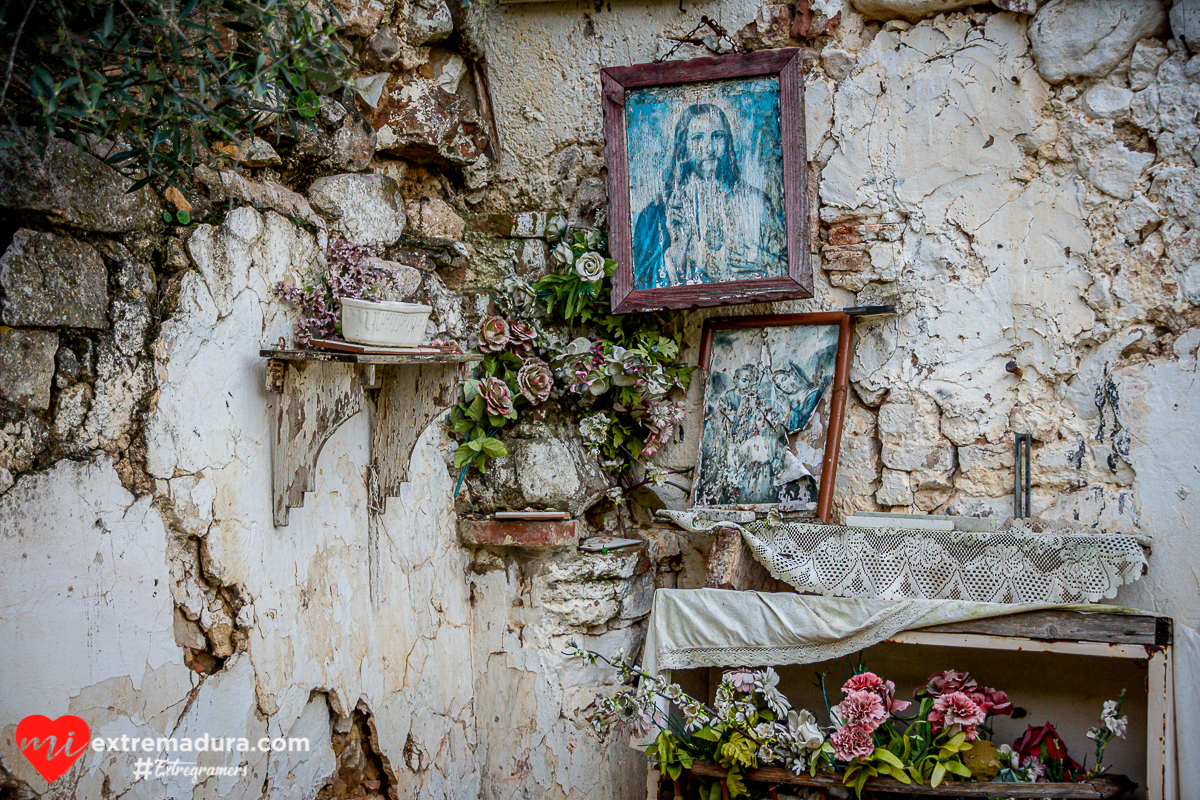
[685,112,730,180]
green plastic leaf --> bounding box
[943,760,971,778]
[453,443,476,468]
[930,761,946,788]
[479,438,508,458]
[297,89,320,117]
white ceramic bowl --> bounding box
[340,297,432,347]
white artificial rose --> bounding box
[574,251,605,282]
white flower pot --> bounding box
[340,297,432,347]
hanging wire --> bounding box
[655,15,741,63]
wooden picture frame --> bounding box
[690,313,851,522]
[602,49,810,314]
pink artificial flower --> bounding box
[509,320,537,351]
[726,670,757,693]
[844,672,911,715]
[835,690,888,731]
[477,316,511,353]
[478,377,514,416]
[830,725,875,761]
[920,669,978,699]
[516,359,553,404]
[929,691,987,740]
[843,673,884,694]
[969,686,1015,717]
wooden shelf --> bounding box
[684,761,1135,798]
[260,348,482,366]
[261,348,479,527]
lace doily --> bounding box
[659,512,1147,604]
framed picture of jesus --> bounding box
[602,49,811,314]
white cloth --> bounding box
[1169,623,1200,800]
[659,511,1147,604]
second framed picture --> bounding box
[691,313,852,521]
[602,49,810,313]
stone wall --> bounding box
[0,0,1197,799]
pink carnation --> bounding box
[835,690,887,731]
[923,669,977,697]
[969,686,1015,717]
[929,691,987,740]
[830,725,875,761]
[844,672,910,715]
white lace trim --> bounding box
[660,512,1147,604]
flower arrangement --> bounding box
[572,648,1131,799]
[273,238,402,346]
[451,214,692,481]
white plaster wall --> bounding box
[0,208,478,799]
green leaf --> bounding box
[692,727,720,742]
[943,760,971,778]
[931,762,946,788]
[452,418,474,434]
[163,211,174,223]
[297,89,320,117]
[466,395,484,421]
[479,438,508,458]
[175,209,191,225]
[453,443,476,468]
[873,748,905,769]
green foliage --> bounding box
[0,0,355,187]
[452,222,693,485]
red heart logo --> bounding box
[15,715,91,784]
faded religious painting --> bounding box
[695,324,840,508]
[626,76,787,290]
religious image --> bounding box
[694,322,840,508]
[625,77,787,290]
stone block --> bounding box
[1030,0,1167,83]
[823,248,870,271]
[461,518,578,548]
[1086,142,1156,200]
[372,76,488,166]
[0,231,108,329]
[406,197,466,240]
[875,468,913,507]
[828,226,864,246]
[330,117,377,172]
[0,329,58,410]
[618,571,655,620]
[407,0,453,45]
[850,0,977,23]
[515,240,549,276]
[308,173,406,246]
[1083,85,1133,119]
[0,139,161,232]
[1171,0,1200,53]
[511,212,547,238]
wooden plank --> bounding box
[371,362,467,495]
[1146,646,1171,800]
[685,761,1133,797]
[271,361,362,527]
[887,630,1150,660]
[913,610,1162,645]
[260,348,480,365]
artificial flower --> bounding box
[574,251,605,282]
[757,669,791,717]
[477,316,511,353]
[579,412,610,447]
[478,377,514,417]
[509,319,538,350]
[835,690,888,731]
[830,725,875,761]
[551,241,575,266]
[929,691,986,739]
[516,359,553,404]
[727,670,757,693]
[545,213,569,242]
[787,710,825,750]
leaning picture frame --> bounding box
[690,313,852,521]
[602,49,810,314]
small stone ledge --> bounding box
[460,517,579,548]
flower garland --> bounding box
[451,215,692,482]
